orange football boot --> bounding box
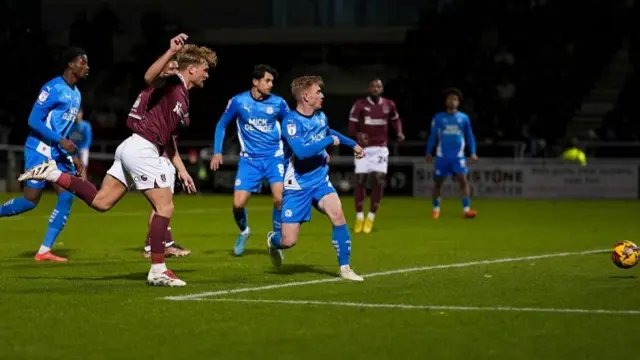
[34,251,68,262]
[432,209,440,219]
[463,209,477,219]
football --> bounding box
[611,240,639,269]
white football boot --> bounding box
[339,265,364,281]
[147,269,187,287]
[18,160,58,182]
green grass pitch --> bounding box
[1,194,639,360]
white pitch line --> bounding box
[200,298,640,315]
[163,248,608,301]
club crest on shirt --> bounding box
[382,105,390,114]
[287,123,296,136]
[266,106,274,115]
[38,90,49,103]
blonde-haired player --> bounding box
[266,75,365,281]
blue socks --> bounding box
[0,197,36,217]
[332,224,351,266]
[272,206,281,234]
[432,197,441,210]
[462,197,471,211]
[270,231,283,249]
[233,207,248,232]
[42,191,74,249]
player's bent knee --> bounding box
[356,174,367,186]
[273,196,282,209]
[327,207,346,226]
[280,234,298,248]
[154,201,174,218]
[232,191,250,209]
[374,172,386,186]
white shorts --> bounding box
[79,149,89,167]
[355,146,389,174]
[107,134,175,192]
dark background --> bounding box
[0,0,638,162]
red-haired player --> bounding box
[348,79,404,233]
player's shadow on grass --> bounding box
[201,249,265,257]
[609,275,638,279]
[18,269,197,282]
[268,264,337,277]
[17,249,76,259]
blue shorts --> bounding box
[434,157,468,178]
[24,150,75,189]
[282,181,336,224]
[234,156,285,193]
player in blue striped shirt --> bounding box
[266,75,365,281]
[425,88,478,219]
[211,65,290,256]
[0,47,89,261]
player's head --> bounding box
[61,47,89,80]
[162,58,179,78]
[368,78,384,98]
[252,64,278,97]
[443,87,463,111]
[291,75,324,110]
[176,44,217,89]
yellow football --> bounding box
[611,240,639,269]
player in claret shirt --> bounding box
[19,34,217,287]
[425,88,478,219]
[348,78,404,234]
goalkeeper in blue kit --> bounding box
[266,75,365,281]
[425,88,478,219]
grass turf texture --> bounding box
[1,194,639,360]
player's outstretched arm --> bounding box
[329,129,357,148]
[389,100,405,141]
[28,88,63,144]
[213,98,239,155]
[144,33,188,88]
[425,117,439,156]
[464,117,477,158]
[284,119,334,159]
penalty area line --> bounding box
[163,248,609,301]
[197,298,640,315]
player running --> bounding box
[141,58,191,259]
[210,64,289,256]
[348,78,404,234]
[0,47,88,262]
[18,34,216,286]
[266,75,365,281]
[69,107,92,169]
[425,88,478,219]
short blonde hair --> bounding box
[177,44,218,69]
[291,75,324,101]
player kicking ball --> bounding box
[425,88,478,219]
[266,75,365,281]
[211,64,289,256]
[18,34,216,287]
[348,79,404,234]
